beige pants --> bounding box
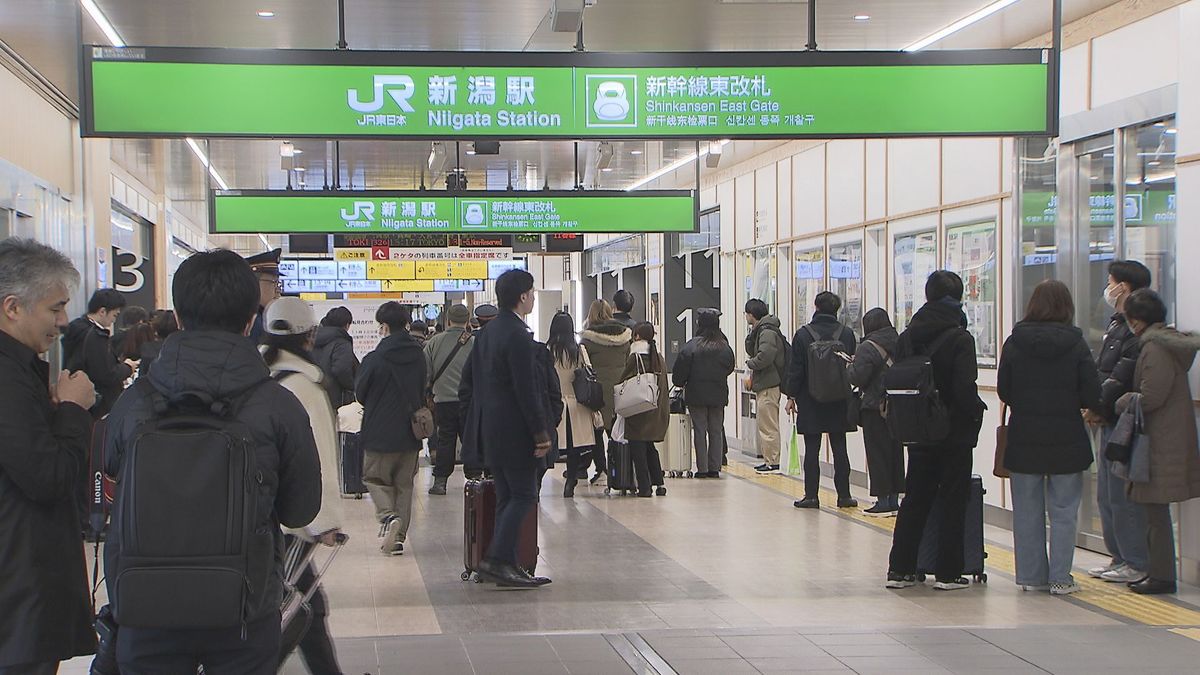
[756,387,782,465]
[364,450,420,542]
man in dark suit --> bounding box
[461,269,552,588]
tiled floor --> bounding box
[63,454,1200,674]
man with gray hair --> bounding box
[0,238,99,673]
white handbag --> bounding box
[337,401,364,434]
[613,355,659,418]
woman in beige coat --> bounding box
[1116,289,1200,595]
[548,312,600,498]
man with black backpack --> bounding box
[102,249,322,673]
[885,270,986,592]
[786,291,859,509]
[744,299,787,474]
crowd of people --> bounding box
[2,232,1199,674]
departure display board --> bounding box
[84,47,1055,139]
[210,190,695,234]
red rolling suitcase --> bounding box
[462,478,539,581]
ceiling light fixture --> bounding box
[630,149,643,155]
[80,0,125,47]
[853,14,870,21]
[601,167,613,172]
[185,138,230,190]
[625,139,730,191]
[256,10,275,18]
[903,0,1019,52]
[465,149,477,155]
[1165,128,1178,134]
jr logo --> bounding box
[341,201,376,222]
[348,75,416,113]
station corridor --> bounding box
[67,456,1200,675]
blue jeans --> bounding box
[1096,425,1149,570]
[1010,472,1083,586]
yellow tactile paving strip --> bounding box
[724,461,1200,627]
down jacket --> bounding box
[312,325,359,408]
[1117,324,1200,504]
[848,325,899,412]
[671,336,735,408]
[745,315,786,392]
[997,321,1101,475]
[580,321,632,430]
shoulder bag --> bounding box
[572,345,605,411]
[992,404,1010,478]
[613,354,660,418]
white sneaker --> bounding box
[379,517,402,556]
[1100,565,1148,583]
[1050,580,1081,595]
[932,577,971,591]
[1088,561,1121,578]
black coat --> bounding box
[998,322,1101,475]
[896,300,987,448]
[355,332,426,454]
[137,339,162,379]
[62,316,132,418]
[0,331,96,666]
[848,325,899,412]
[1091,313,1141,423]
[787,313,858,435]
[313,326,359,408]
[534,342,565,470]
[672,337,735,408]
[459,310,549,469]
[103,330,322,624]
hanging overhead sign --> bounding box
[210,190,695,234]
[83,47,1055,139]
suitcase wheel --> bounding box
[916,573,927,583]
[686,471,693,478]
[461,570,471,582]
[620,490,629,496]
[355,493,363,500]
[604,487,612,495]
[976,573,988,584]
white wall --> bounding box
[0,65,75,194]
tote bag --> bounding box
[993,404,1011,479]
[613,355,659,418]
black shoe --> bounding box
[1129,577,1176,595]
[837,497,859,508]
[517,567,553,586]
[476,559,542,588]
[577,468,589,480]
[885,571,917,589]
[563,480,576,498]
[793,497,820,509]
[656,486,667,496]
[589,472,603,485]
[753,463,772,473]
[428,477,448,495]
[863,501,898,517]
[710,471,720,479]
[637,491,653,498]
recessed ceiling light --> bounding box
[1154,122,1166,127]
[853,14,870,21]
[256,10,275,18]
[601,167,613,172]
[465,149,477,155]
[1165,128,1178,134]
[1148,160,1161,166]
[292,148,302,154]
[630,149,643,155]
[293,166,305,172]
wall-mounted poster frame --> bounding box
[944,218,999,367]
[892,225,938,333]
[827,231,865,336]
[793,238,826,332]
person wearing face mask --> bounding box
[1114,289,1200,594]
[1084,260,1152,584]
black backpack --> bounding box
[803,324,852,403]
[110,378,271,631]
[882,329,960,445]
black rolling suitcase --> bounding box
[338,432,366,498]
[916,473,988,583]
[605,440,636,495]
[279,533,348,665]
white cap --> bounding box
[263,297,317,336]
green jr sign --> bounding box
[84,47,1054,139]
[210,191,696,234]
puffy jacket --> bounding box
[103,330,323,624]
[355,332,427,454]
[998,321,1101,475]
[896,300,987,449]
[0,330,96,666]
[618,343,670,442]
[61,316,132,418]
[672,337,735,408]
[580,321,632,429]
[745,315,786,392]
[1091,313,1141,423]
[312,326,358,409]
[787,313,858,435]
[848,325,899,412]
[269,350,343,539]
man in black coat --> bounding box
[103,250,322,672]
[61,288,135,419]
[612,289,637,329]
[787,291,858,509]
[886,271,986,591]
[461,269,552,588]
[0,238,98,674]
[355,302,427,556]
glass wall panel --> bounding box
[793,243,824,329]
[1077,135,1117,350]
[892,230,937,332]
[828,239,864,335]
[1123,118,1176,323]
[1018,137,1059,312]
[945,220,999,366]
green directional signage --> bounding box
[84,47,1054,139]
[210,190,696,234]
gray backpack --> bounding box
[804,324,851,403]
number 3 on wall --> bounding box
[115,251,145,293]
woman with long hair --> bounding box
[671,310,734,478]
[580,298,630,482]
[548,312,601,497]
[998,280,1100,595]
[618,322,670,497]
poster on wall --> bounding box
[112,247,156,312]
[945,220,998,366]
[306,299,387,361]
[794,247,824,327]
[892,231,937,333]
[828,242,863,335]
